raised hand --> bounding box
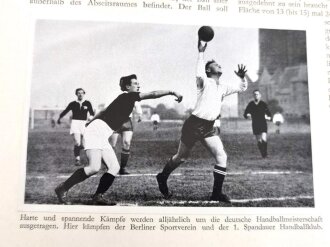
[198,39,207,52]
[234,64,247,79]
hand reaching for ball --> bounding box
[198,39,207,52]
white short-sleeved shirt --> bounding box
[272,113,284,123]
[192,53,247,121]
[151,114,160,122]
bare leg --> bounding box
[119,131,133,174]
[157,141,191,198]
[72,133,82,165]
[109,133,119,148]
[255,133,267,158]
[261,133,268,157]
[255,134,263,157]
[201,136,230,202]
[55,149,102,204]
[92,148,119,205]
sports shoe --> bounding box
[210,193,231,203]
[156,173,172,199]
[119,168,130,175]
[55,183,71,205]
[92,193,116,206]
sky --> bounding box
[30,20,259,116]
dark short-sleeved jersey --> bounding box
[244,100,271,134]
[244,100,271,122]
[59,100,94,120]
[96,92,141,131]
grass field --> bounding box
[25,121,314,207]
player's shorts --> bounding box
[153,121,158,125]
[70,120,87,135]
[181,115,216,148]
[275,121,281,126]
[83,119,113,150]
[114,118,133,133]
[252,120,267,135]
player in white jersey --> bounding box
[109,102,142,175]
[156,40,248,203]
[272,112,284,134]
[150,112,160,131]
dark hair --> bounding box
[205,60,216,72]
[119,74,137,91]
[253,89,260,93]
[75,88,85,95]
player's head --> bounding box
[75,88,85,100]
[205,60,222,78]
[253,89,261,101]
[120,74,140,92]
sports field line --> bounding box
[26,170,305,180]
[231,195,314,203]
[27,173,183,179]
[124,195,314,206]
[230,171,304,175]
[183,169,305,175]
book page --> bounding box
[0,0,330,246]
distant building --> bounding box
[238,29,309,118]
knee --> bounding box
[108,162,120,176]
[172,156,186,164]
[172,153,184,163]
[122,140,131,150]
[84,166,100,176]
[215,151,227,167]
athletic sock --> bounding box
[262,140,268,157]
[62,168,89,191]
[212,166,227,197]
[95,173,115,194]
[161,157,184,178]
[257,141,263,157]
[120,148,130,169]
[74,145,80,158]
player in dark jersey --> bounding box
[57,88,94,166]
[109,102,142,175]
[244,90,272,158]
[55,74,182,205]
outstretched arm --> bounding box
[223,65,248,97]
[139,91,183,102]
[196,39,207,89]
[234,64,248,92]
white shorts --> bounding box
[83,119,113,150]
[70,120,86,135]
[213,119,221,128]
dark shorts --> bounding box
[153,121,158,125]
[181,115,216,148]
[275,121,281,126]
[114,118,133,133]
[252,120,267,135]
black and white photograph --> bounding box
[25,20,313,207]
